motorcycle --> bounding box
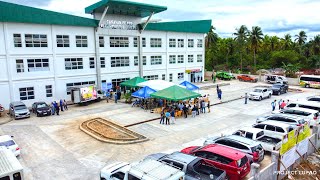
[0,104,4,117]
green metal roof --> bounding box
[144,20,212,34]
[85,0,167,18]
[0,1,98,27]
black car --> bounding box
[32,102,51,117]
[271,83,288,95]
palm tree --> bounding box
[270,36,279,51]
[295,31,307,54]
[248,26,263,71]
[233,25,248,71]
[312,35,320,55]
[205,26,218,48]
[282,34,292,50]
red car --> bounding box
[237,75,258,82]
[181,144,250,180]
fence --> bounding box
[249,126,320,180]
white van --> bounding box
[252,121,295,139]
[286,101,320,111]
[265,75,288,84]
[0,147,24,180]
[100,159,185,180]
[277,107,319,127]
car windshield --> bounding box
[0,140,15,147]
[273,84,282,88]
[237,156,248,167]
[37,103,47,108]
[14,105,26,110]
[253,89,262,92]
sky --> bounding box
[3,0,320,39]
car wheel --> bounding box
[259,96,262,101]
[305,84,310,88]
[278,91,281,95]
[268,94,271,98]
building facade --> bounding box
[0,0,211,107]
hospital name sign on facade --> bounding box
[100,20,137,30]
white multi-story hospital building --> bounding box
[0,0,211,107]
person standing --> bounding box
[197,76,200,82]
[114,91,118,103]
[63,99,68,110]
[193,76,196,83]
[183,105,188,118]
[106,90,110,103]
[278,99,282,110]
[271,100,276,111]
[59,99,64,111]
[211,73,214,80]
[218,89,222,100]
[201,100,206,113]
[192,106,197,117]
[200,76,203,82]
[207,101,211,113]
[200,100,203,113]
[165,111,171,125]
[280,100,286,109]
[51,102,55,115]
[160,109,165,124]
[170,109,175,124]
[54,101,60,115]
[244,93,248,104]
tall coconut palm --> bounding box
[248,26,263,71]
[270,36,279,51]
[233,25,248,71]
[295,31,307,54]
[282,34,292,50]
[312,35,320,55]
[205,26,218,48]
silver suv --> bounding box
[204,135,264,163]
[9,101,30,120]
[256,114,306,126]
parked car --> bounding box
[31,102,51,117]
[237,75,258,82]
[100,159,185,180]
[256,114,306,127]
[0,135,20,156]
[285,101,320,111]
[274,107,319,127]
[0,147,23,180]
[249,87,272,101]
[181,144,250,180]
[0,104,4,116]
[271,83,288,95]
[9,102,30,120]
[265,75,288,84]
[252,121,295,139]
[232,127,282,151]
[216,71,234,80]
[145,152,227,180]
[203,135,264,163]
[306,96,320,102]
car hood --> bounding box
[249,92,261,96]
[14,109,29,114]
[37,107,50,111]
[271,87,280,91]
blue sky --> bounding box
[3,0,320,39]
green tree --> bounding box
[311,35,320,55]
[295,31,307,55]
[248,26,264,71]
[281,62,301,77]
[282,34,292,50]
[233,25,248,71]
[205,25,218,48]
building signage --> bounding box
[185,69,201,73]
[100,20,137,30]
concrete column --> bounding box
[138,35,143,77]
[250,163,260,180]
[94,29,102,89]
[312,126,319,149]
[50,25,58,99]
[3,22,14,102]
[271,151,280,180]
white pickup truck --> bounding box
[249,87,272,101]
[232,127,282,152]
[100,159,185,180]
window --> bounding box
[76,35,88,47]
[13,172,22,180]
[134,56,139,66]
[128,174,140,180]
[162,74,165,80]
[16,59,24,73]
[188,39,194,48]
[197,39,203,48]
[178,72,184,80]
[112,78,129,90]
[100,57,105,68]
[111,57,130,67]
[25,34,47,47]
[177,55,184,63]
[188,55,194,63]
[245,132,253,139]
[169,73,173,82]
[27,59,49,72]
[134,37,138,47]
[143,56,147,65]
[169,39,176,47]
[45,85,52,97]
[150,38,162,47]
[266,125,275,131]
[56,35,69,47]
[89,57,95,69]
[99,36,104,47]
[111,172,125,179]
[161,159,184,170]
[19,87,34,100]
[205,152,233,164]
[65,58,83,70]
[169,55,176,64]
[253,124,265,129]
[144,75,159,80]
[110,37,129,47]
[256,131,264,139]
[151,56,162,65]
[197,54,203,62]
[0,176,9,180]
[275,127,285,133]
[142,37,146,47]
[13,34,22,47]
[287,103,296,108]
[66,81,95,95]
[178,39,184,48]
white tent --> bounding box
[137,80,185,91]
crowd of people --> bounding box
[51,99,68,115]
[159,95,211,125]
[271,99,290,111]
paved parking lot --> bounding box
[0,80,319,180]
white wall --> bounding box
[0,23,5,56]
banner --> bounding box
[295,138,309,160]
[297,123,311,143]
[280,146,296,172]
[280,130,297,155]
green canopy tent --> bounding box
[150,85,201,101]
[120,77,147,88]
